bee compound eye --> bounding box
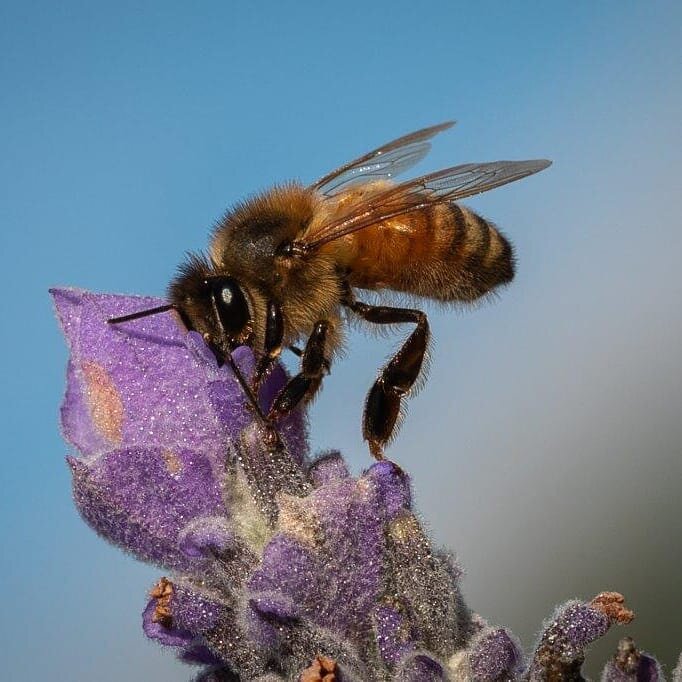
[210,277,251,335]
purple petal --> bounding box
[52,289,245,462]
[307,451,350,487]
[602,657,660,681]
[178,645,224,667]
[208,345,307,465]
[143,578,225,655]
[632,656,660,681]
[51,288,84,353]
[468,628,523,680]
[249,473,388,642]
[171,583,225,633]
[68,445,225,570]
[248,534,320,607]
[249,592,300,624]
[362,460,411,517]
[557,601,610,647]
[246,592,301,652]
[602,638,662,681]
[52,289,307,470]
[142,598,194,648]
[61,359,111,455]
[308,477,386,634]
[373,605,415,665]
[185,331,224,380]
[395,652,446,681]
[253,354,285,413]
[177,517,234,559]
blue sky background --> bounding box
[1,2,681,679]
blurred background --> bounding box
[1,2,680,679]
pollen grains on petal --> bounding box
[80,360,124,445]
[275,492,323,549]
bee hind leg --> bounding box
[345,300,429,460]
[267,320,330,421]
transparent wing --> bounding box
[310,121,455,195]
[300,159,552,251]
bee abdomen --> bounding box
[434,203,515,301]
[343,202,515,303]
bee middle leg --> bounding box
[267,320,330,421]
[344,299,429,460]
[288,345,331,373]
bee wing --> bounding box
[300,159,552,251]
[310,121,455,195]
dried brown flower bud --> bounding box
[150,577,174,628]
[299,655,338,682]
[590,592,635,624]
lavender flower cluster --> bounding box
[53,289,680,681]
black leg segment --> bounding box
[254,301,284,389]
[345,300,429,460]
[288,345,331,373]
[267,320,330,421]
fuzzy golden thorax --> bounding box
[170,184,345,358]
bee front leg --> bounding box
[253,301,284,390]
[345,300,429,460]
[267,320,329,421]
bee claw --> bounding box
[368,440,384,461]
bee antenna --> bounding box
[107,304,176,324]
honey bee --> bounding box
[110,122,550,459]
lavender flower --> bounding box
[601,637,662,681]
[53,288,677,681]
[524,593,634,681]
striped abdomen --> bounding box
[337,202,515,302]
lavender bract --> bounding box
[601,637,662,681]
[53,289,676,681]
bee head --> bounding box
[169,254,253,359]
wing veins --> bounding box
[310,121,455,195]
[301,159,551,251]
